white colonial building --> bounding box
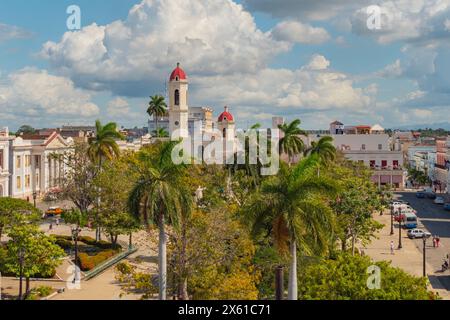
[0,128,73,199]
[304,122,405,189]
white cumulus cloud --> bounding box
[270,21,330,44]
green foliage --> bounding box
[77,249,118,271]
[88,120,125,165]
[327,161,385,253]
[25,286,53,300]
[4,224,65,279]
[147,95,168,138]
[93,153,141,244]
[407,167,430,186]
[243,157,337,256]
[16,125,35,136]
[0,197,41,239]
[298,253,437,300]
[115,262,158,299]
[128,141,192,228]
[170,208,260,300]
[278,119,308,163]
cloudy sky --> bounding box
[1,0,450,131]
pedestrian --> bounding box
[437,235,441,248]
[56,217,60,226]
[49,223,53,231]
[433,236,437,248]
[390,240,395,255]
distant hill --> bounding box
[391,122,450,131]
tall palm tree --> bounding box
[147,95,168,138]
[304,136,336,177]
[128,142,192,300]
[88,120,125,240]
[278,119,308,165]
[243,155,337,300]
[88,120,124,165]
[304,136,336,162]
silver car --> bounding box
[407,229,431,239]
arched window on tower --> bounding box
[223,128,227,138]
[175,89,180,106]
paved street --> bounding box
[395,191,450,292]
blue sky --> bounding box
[1,0,450,131]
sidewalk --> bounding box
[362,212,450,299]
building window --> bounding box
[370,160,376,168]
[16,176,21,189]
[35,155,40,168]
[25,174,30,188]
[393,160,399,168]
[25,155,31,167]
[223,128,227,138]
[0,150,3,169]
[175,89,180,106]
[362,144,366,150]
[16,156,21,169]
[378,144,382,150]
[382,160,387,168]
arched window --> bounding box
[223,128,227,138]
[175,89,180,106]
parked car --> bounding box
[416,192,426,198]
[407,229,431,239]
[434,197,445,205]
[444,203,450,211]
[45,206,64,217]
[427,192,437,199]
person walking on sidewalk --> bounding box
[437,235,441,248]
[390,240,395,255]
[433,236,437,248]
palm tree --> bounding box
[88,120,124,165]
[152,127,169,138]
[147,95,168,137]
[278,119,308,165]
[304,136,336,176]
[128,142,192,300]
[243,155,337,300]
[304,136,336,162]
[88,120,125,240]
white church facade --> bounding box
[148,63,235,142]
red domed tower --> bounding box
[217,106,235,141]
[168,63,189,139]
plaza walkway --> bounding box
[361,212,450,299]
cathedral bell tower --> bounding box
[168,63,189,140]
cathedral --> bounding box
[148,63,235,141]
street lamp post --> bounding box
[71,226,81,282]
[32,191,37,208]
[390,206,394,236]
[275,266,284,300]
[398,208,403,249]
[423,236,427,277]
[18,247,25,300]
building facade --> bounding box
[305,121,405,188]
[0,129,73,199]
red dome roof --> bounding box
[218,106,234,122]
[170,63,187,81]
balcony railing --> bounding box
[370,165,403,171]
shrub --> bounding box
[77,249,117,271]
